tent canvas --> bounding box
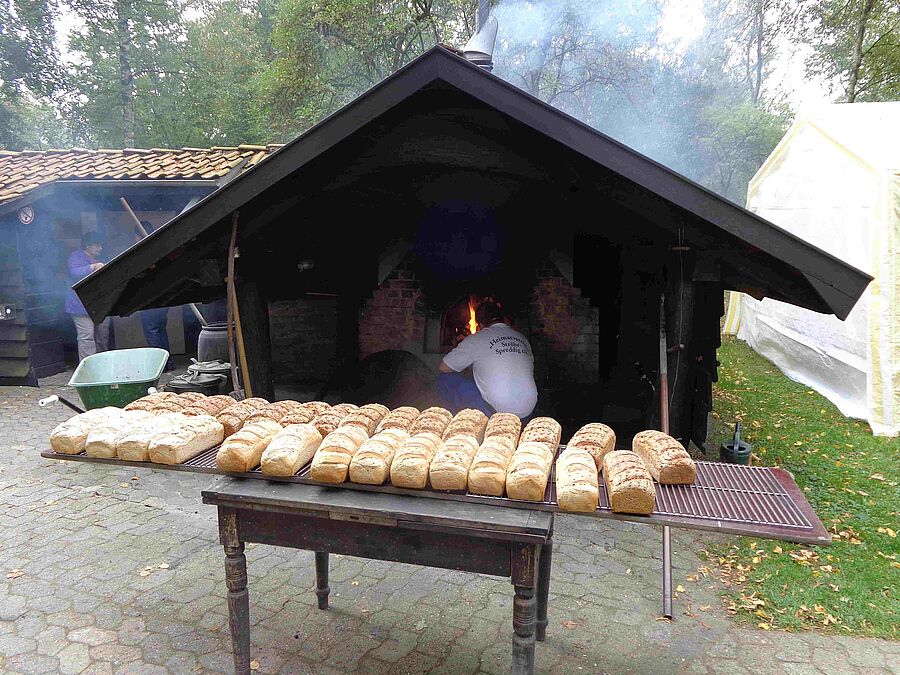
[725,102,899,437]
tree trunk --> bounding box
[117,0,135,148]
[847,0,875,102]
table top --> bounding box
[203,476,555,537]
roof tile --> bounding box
[0,144,283,205]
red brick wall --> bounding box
[359,257,427,359]
[529,261,600,386]
[270,254,600,386]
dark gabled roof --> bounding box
[76,45,871,322]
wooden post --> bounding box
[665,249,696,445]
[235,281,275,401]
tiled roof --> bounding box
[0,144,283,205]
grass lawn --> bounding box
[698,336,899,639]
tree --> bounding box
[0,0,69,149]
[261,0,474,137]
[66,0,190,147]
[800,0,899,102]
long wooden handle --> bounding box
[119,197,207,327]
[231,289,253,399]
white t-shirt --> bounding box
[441,322,538,418]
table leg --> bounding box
[224,541,251,675]
[315,551,330,610]
[536,537,552,642]
[511,544,538,675]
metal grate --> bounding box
[597,462,813,529]
[42,449,827,543]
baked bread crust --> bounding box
[603,450,656,515]
[149,414,225,465]
[124,391,178,411]
[389,431,442,489]
[556,446,599,513]
[49,407,123,455]
[116,413,186,461]
[374,406,420,434]
[260,423,323,476]
[310,426,370,483]
[215,418,282,472]
[467,436,517,496]
[632,430,696,484]
[349,428,410,485]
[506,441,555,501]
[217,398,270,437]
[442,409,489,443]
[520,417,562,448]
[181,395,236,417]
[84,410,153,458]
[567,422,617,469]
[429,434,480,491]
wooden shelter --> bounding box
[74,46,871,448]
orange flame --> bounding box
[468,296,478,335]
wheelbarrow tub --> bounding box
[67,347,169,410]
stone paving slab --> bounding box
[0,373,896,674]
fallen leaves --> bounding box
[561,620,577,629]
[250,659,260,671]
[138,563,170,577]
[876,527,896,538]
[6,569,24,579]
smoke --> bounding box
[488,0,730,197]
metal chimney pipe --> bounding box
[464,2,498,72]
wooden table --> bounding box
[202,477,555,675]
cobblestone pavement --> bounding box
[1,373,897,674]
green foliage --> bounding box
[706,337,899,638]
[260,0,474,137]
[800,0,900,102]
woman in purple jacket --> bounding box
[66,232,111,362]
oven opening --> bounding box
[439,294,501,352]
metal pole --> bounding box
[477,0,490,30]
[659,293,673,619]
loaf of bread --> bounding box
[279,407,316,425]
[50,407,124,454]
[632,430,696,484]
[339,403,387,436]
[442,408,489,443]
[124,391,178,411]
[467,436,517,496]
[216,398,269,437]
[408,406,452,436]
[309,426,369,483]
[181,395,236,417]
[389,431,442,489]
[374,406,419,434]
[84,410,154,458]
[149,398,187,414]
[506,441,555,501]
[519,417,562,448]
[215,418,282,472]
[149,414,225,465]
[567,422,616,469]
[556,447,599,513]
[348,428,410,485]
[116,413,187,461]
[311,408,347,437]
[259,423,323,476]
[429,434,480,491]
[331,402,359,417]
[603,450,656,515]
[484,412,522,444]
[301,400,331,415]
[246,400,304,425]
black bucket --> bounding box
[720,422,752,465]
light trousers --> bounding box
[72,314,111,362]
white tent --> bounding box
[724,101,899,437]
